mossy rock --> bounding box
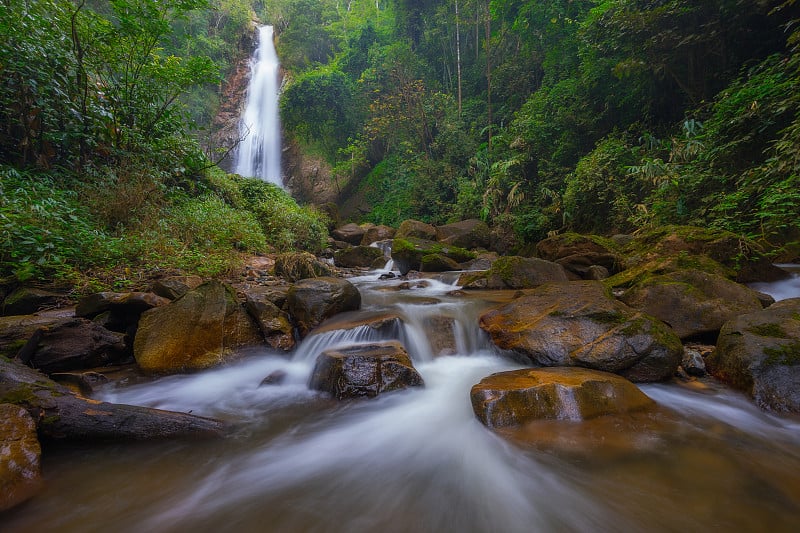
[391,238,475,275]
[604,254,735,291]
[274,252,332,282]
[395,219,437,240]
[420,253,460,272]
[459,256,568,289]
[334,245,386,268]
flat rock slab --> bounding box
[471,367,655,428]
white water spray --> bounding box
[235,25,283,186]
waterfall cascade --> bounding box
[234,25,283,186]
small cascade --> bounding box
[234,25,283,186]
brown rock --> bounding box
[134,281,262,374]
[471,367,655,428]
[361,225,396,245]
[396,219,437,241]
[332,223,366,245]
[0,314,66,359]
[2,287,64,316]
[479,281,683,382]
[435,219,490,249]
[273,251,332,282]
[75,291,171,319]
[150,276,203,300]
[620,269,763,340]
[309,341,424,399]
[243,287,295,351]
[0,404,42,512]
[286,277,361,337]
[458,256,568,289]
[334,245,386,268]
[536,233,622,278]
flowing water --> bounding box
[234,25,282,186]
[4,273,800,532]
[750,264,800,302]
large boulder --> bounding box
[134,281,262,374]
[620,269,763,340]
[361,224,396,245]
[287,277,361,337]
[0,356,228,440]
[76,291,171,320]
[2,287,64,316]
[535,233,622,279]
[309,341,424,399]
[0,404,42,512]
[243,287,295,351]
[479,281,683,382]
[707,298,800,413]
[332,223,367,245]
[334,245,386,268]
[420,253,461,272]
[396,219,437,241]
[435,219,491,249]
[621,225,787,283]
[391,238,475,276]
[273,252,332,282]
[149,276,203,300]
[471,367,655,428]
[458,256,568,289]
[16,318,128,373]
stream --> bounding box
[3,270,800,532]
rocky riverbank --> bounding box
[2,221,799,512]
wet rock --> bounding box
[0,404,42,512]
[392,238,475,276]
[361,225,396,245]
[2,287,64,316]
[458,256,568,290]
[424,316,457,356]
[420,253,461,272]
[707,298,800,412]
[243,287,295,351]
[287,277,361,337]
[332,223,368,245]
[134,281,262,374]
[309,341,424,399]
[50,371,110,395]
[435,219,490,249]
[681,348,707,377]
[620,269,763,340]
[334,245,386,268]
[753,291,776,308]
[16,318,128,373]
[535,233,622,279]
[461,252,499,271]
[586,265,610,281]
[273,252,332,282]
[260,370,288,386]
[479,281,683,382]
[0,357,228,441]
[471,367,655,428]
[396,219,437,241]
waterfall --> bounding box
[234,25,283,186]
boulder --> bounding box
[470,367,655,428]
[134,281,262,374]
[149,276,203,300]
[309,341,424,399]
[707,298,800,412]
[396,219,437,241]
[286,277,361,337]
[458,256,568,289]
[479,281,683,382]
[361,225,396,245]
[273,251,332,282]
[620,269,763,340]
[0,404,42,512]
[334,245,386,268]
[535,233,622,279]
[0,314,66,359]
[435,219,490,249]
[243,287,295,351]
[420,253,461,272]
[461,252,499,271]
[0,356,228,440]
[332,223,368,245]
[16,318,128,373]
[75,291,171,319]
[391,238,475,276]
[2,287,64,316]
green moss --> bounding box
[764,341,800,366]
[748,323,789,338]
[588,310,627,325]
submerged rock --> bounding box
[471,367,655,428]
[309,341,424,399]
[479,281,683,382]
[707,298,800,412]
[134,281,262,374]
[0,403,42,512]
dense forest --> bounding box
[1,0,799,288]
